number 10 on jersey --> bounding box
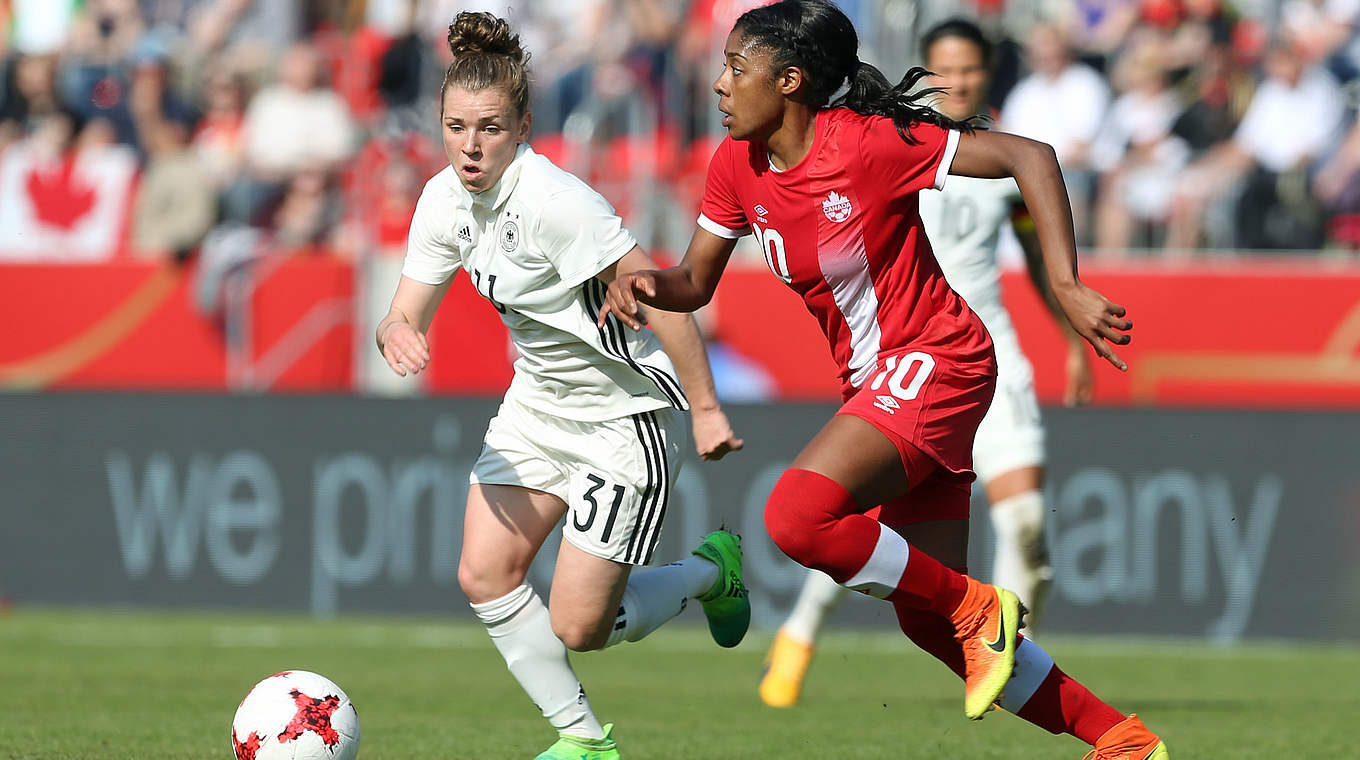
[752,222,792,284]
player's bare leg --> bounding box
[985,466,1053,632]
[459,485,611,743]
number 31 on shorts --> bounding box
[569,471,627,544]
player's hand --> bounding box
[599,270,659,331]
[1055,281,1132,371]
[381,321,430,377]
[691,405,744,461]
[1063,338,1094,406]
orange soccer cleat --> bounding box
[949,578,1023,719]
[759,630,815,708]
[1083,714,1170,760]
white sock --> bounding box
[997,635,1057,713]
[605,556,717,648]
[990,490,1053,621]
[780,569,848,645]
[470,585,604,740]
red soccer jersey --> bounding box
[699,108,993,398]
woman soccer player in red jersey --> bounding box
[600,2,1168,758]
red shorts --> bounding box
[838,347,996,525]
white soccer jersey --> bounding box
[402,144,688,422]
[918,175,1026,367]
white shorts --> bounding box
[971,346,1045,484]
[470,397,687,565]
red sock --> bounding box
[764,468,968,615]
[1015,666,1124,744]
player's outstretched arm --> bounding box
[376,275,452,377]
[951,129,1132,371]
[598,227,738,331]
[600,246,744,461]
[1013,216,1094,404]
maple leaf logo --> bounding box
[822,190,852,223]
[25,156,96,230]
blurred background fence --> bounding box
[3,0,1359,643]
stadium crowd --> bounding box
[3,0,1360,265]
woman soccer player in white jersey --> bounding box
[375,13,749,760]
[758,16,1095,710]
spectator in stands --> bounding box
[1312,109,1360,247]
[1058,0,1143,72]
[1281,0,1360,81]
[1166,5,1253,161]
[1001,21,1110,246]
[57,0,146,147]
[0,53,64,148]
[183,0,301,78]
[131,112,217,259]
[1166,38,1346,251]
[266,166,343,252]
[191,67,249,196]
[1160,0,1240,74]
[238,41,356,221]
[1090,31,1190,251]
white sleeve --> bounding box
[535,186,638,288]
[401,188,460,285]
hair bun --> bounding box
[447,11,524,61]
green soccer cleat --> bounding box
[691,529,751,648]
[534,723,621,760]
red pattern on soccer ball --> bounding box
[233,729,262,760]
[278,689,342,748]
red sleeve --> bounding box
[697,137,750,239]
[859,117,959,198]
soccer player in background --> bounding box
[376,12,749,760]
[600,2,1167,757]
[760,15,1093,708]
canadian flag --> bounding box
[0,141,137,261]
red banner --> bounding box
[0,257,353,392]
[3,257,1358,408]
[708,259,1360,408]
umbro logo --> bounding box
[753,203,769,221]
[873,395,899,414]
[456,225,472,243]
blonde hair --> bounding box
[441,11,531,116]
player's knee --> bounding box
[552,616,609,652]
[764,468,853,568]
[457,556,528,605]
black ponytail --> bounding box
[735,0,984,145]
[833,62,984,145]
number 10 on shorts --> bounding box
[869,351,935,414]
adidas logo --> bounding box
[456,225,472,243]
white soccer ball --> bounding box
[231,670,360,760]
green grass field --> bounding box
[0,608,1351,759]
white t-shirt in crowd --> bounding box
[1001,63,1111,166]
[1233,66,1346,173]
[402,144,688,422]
